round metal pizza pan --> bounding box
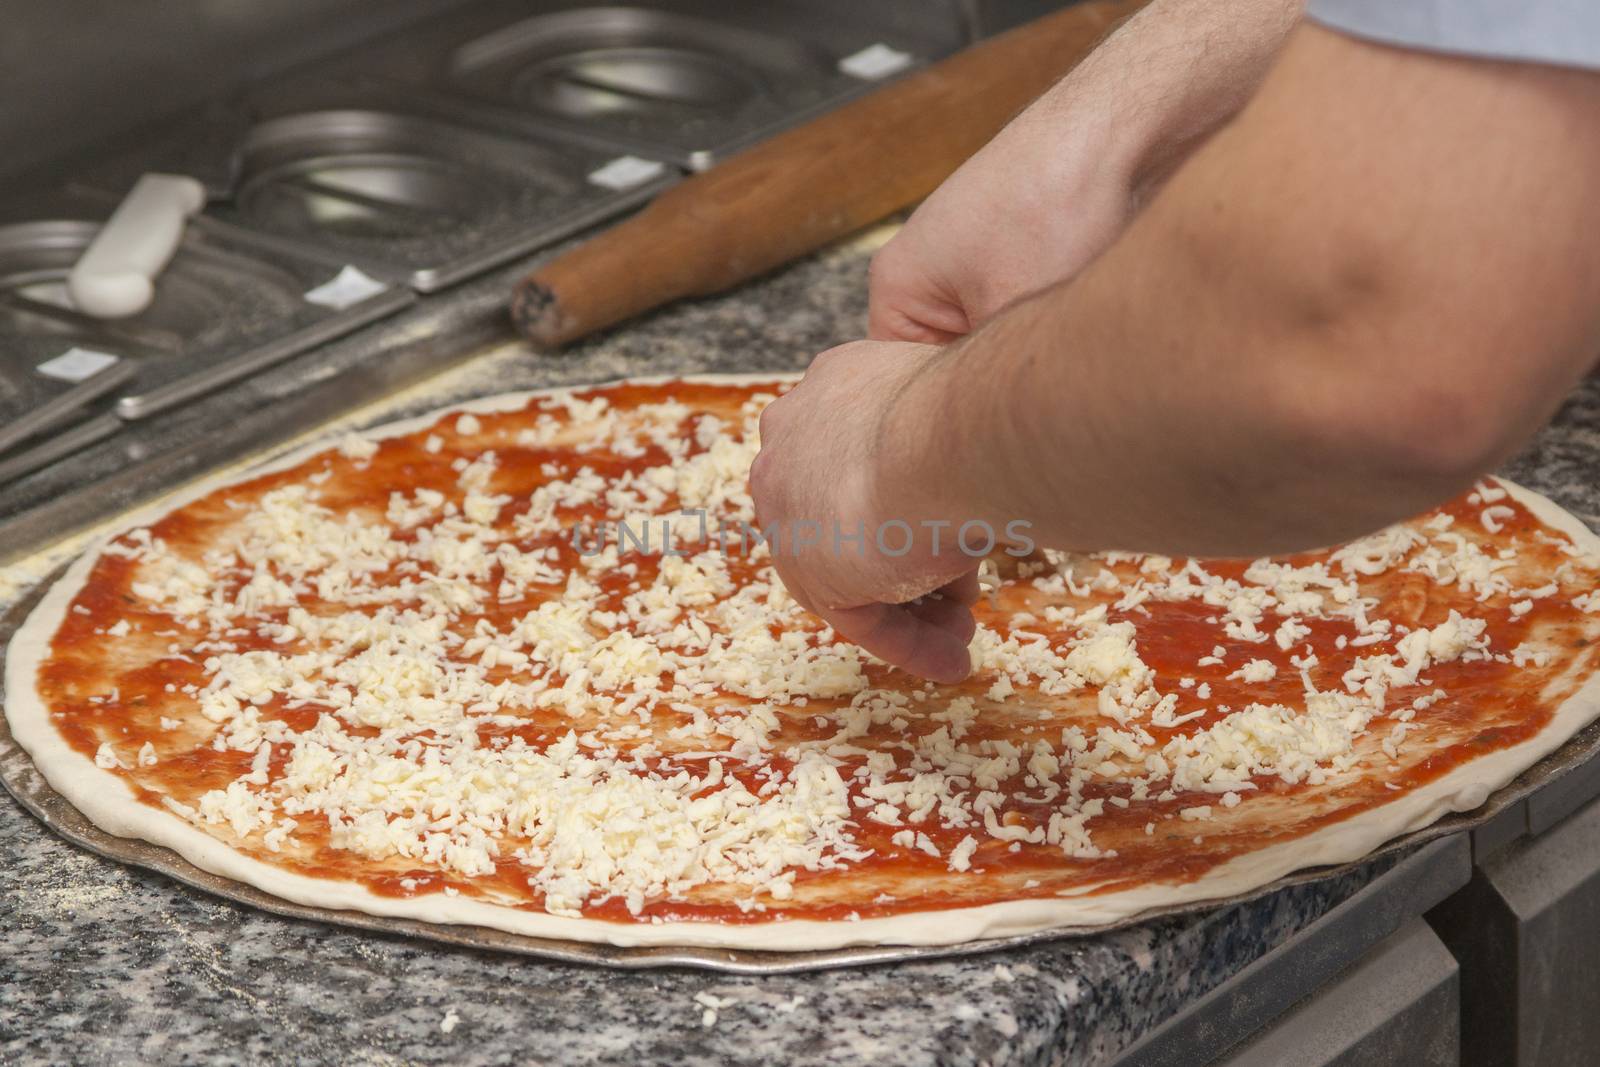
[4,562,1597,975]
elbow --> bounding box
[1261,263,1578,498]
[1277,341,1527,504]
[1353,379,1513,489]
[1260,265,1540,497]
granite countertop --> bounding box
[5,230,1600,1066]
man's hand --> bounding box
[869,0,1303,344]
[760,22,1600,683]
[867,121,1133,344]
[749,341,981,683]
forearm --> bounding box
[885,273,1420,558]
[866,0,1303,343]
[879,27,1600,559]
[1022,0,1304,197]
[881,235,1414,558]
[752,21,1600,680]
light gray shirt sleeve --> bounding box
[1306,0,1600,71]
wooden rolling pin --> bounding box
[511,0,1147,347]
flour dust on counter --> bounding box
[6,374,1600,951]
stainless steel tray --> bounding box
[82,93,678,294]
[0,414,123,486]
[0,329,135,458]
[235,107,667,292]
[0,208,413,425]
[3,562,1597,974]
[340,0,965,169]
[0,214,144,449]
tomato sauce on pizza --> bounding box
[13,377,1600,939]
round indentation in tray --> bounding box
[0,354,26,409]
[236,111,515,242]
[450,7,833,121]
[514,46,763,117]
[237,152,494,240]
[0,220,304,355]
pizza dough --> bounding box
[7,374,1600,950]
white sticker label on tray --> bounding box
[838,43,913,80]
[303,265,388,311]
[36,347,120,383]
[588,156,667,191]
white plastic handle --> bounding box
[67,173,206,319]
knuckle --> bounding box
[756,400,784,440]
[867,243,900,284]
[808,346,839,369]
[747,448,772,491]
[809,342,856,370]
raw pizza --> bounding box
[7,375,1600,950]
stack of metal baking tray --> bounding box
[0,75,679,487]
[0,0,974,555]
[0,191,414,482]
[77,75,681,294]
[333,0,968,169]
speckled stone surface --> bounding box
[0,816,1403,1067]
[4,232,1598,1067]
